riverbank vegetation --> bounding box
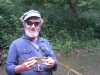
[0,0,100,56]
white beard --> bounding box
[25,29,39,38]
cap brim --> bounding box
[24,13,41,21]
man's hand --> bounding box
[21,59,37,70]
[15,59,37,73]
[43,57,56,68]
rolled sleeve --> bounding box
[5,64,16,75]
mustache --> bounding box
[30,28,36,31]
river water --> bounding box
[0,51,100,75]
[54,51,100,75]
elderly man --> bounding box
[5,10,58,75]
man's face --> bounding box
[24,17,41,38]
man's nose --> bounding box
[31,24,35,28]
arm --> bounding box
[5,41,37,75]
[5,42,19,75]
[42,39,58,71]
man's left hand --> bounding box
[43,57,56,68]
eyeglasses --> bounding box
[26,21,40,26]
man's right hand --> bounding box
[15,59,37,73]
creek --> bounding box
[0,51,100,75]
[54,51,100,75]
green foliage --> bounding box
[50,30,78,53]
[0,3,24,48]
[0,0,100,54]
[81,39,100,51]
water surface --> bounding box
[54,51,100,75]
[1,52,100,75]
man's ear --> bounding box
[23,22,25,27]
[40,18,43,25]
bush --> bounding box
[0,2,100,53]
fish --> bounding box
[19,57,48,64]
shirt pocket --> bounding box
[19,49,33,60]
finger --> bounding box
[29,60,37,66]
[27,60,37,70]
[24,59,37,67]
[26,59,37,64]
[28,59,37,66]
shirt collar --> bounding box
[21,34,31,40]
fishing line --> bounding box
[58,62,82,75]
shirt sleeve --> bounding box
[44,39,58,71]
[5,41,19,75]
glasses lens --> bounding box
[26,21,40,26]
[34,22,40,26]
[27,21,33,26]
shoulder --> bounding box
[38,37,51,47]
[10,37,24,47]
[12,38,22,43]
[39,37,49,43]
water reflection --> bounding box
[0,52,100,75]
[54,52,100,75]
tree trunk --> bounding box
[68,0,78,15]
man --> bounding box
[5,10,58,75]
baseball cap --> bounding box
[20,10,41,22]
